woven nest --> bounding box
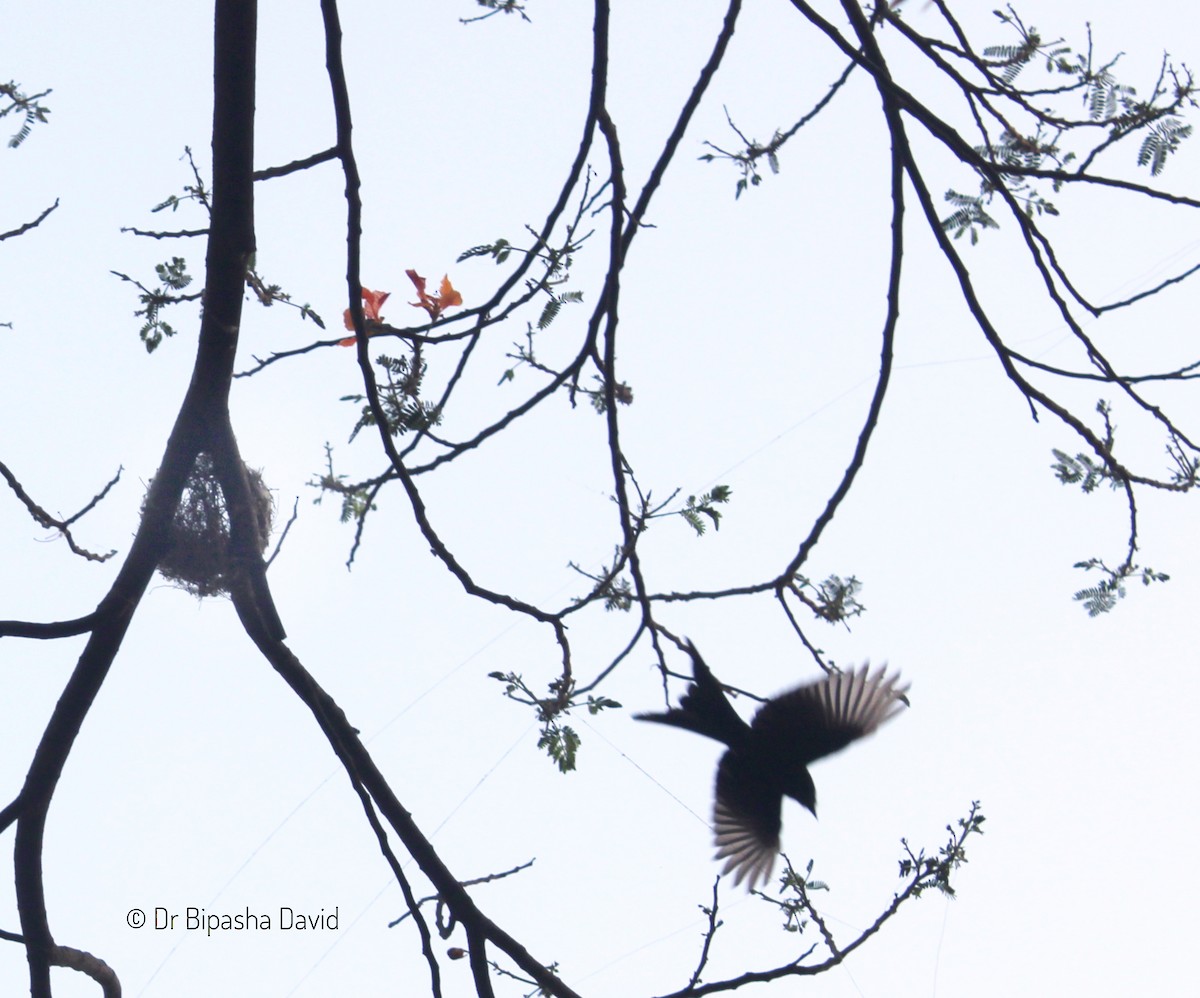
[152,453,274,598]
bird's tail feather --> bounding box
[634,642,749,747]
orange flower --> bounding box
[339,287,391,345]
[407,269,463,321]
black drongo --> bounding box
[636,642,909,889]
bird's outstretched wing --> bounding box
[713,749,782,890]
[751,664,909,765]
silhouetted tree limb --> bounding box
[12,0,260,990]
[0,460,120,562]
[0,614,98,640]
[0,199,58,241]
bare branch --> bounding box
[0,199,58,241]
[0,460,120,562]
[389,860,536,928]
[252,145,339,180]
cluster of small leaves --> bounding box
[157,257,193,291]
[1051,400,1124,492]
[1072,558,1170,616]
[491,282,585,385]
[571,554,638,609]
[458,237,514,265]
[938,9,1195,239]
[1138,118,1194,176]
[1083,66,1138,122]
[634,479,734,539]
[581,375,635,414]
[984,8,1145,121]
[151,148,211,214]
[698,55,860,197]
[758,859,829,934]
[118,151,324,346]
[941,189,1001,243]
[698,106,784,200]
[460,190,597,295]
[946,122,1065,233]
[1050,403,1184,614]
[537,289,584,330]
[1081,60,1194,177]
[699,132,781,199]
[343,353,440,442]
[501,317,630,406]
[460,0,530,25]
[1050,448,1122,493]
[538,719,580,774]
[980,13,1073,85]
[1165,438,1200,488]
[979,129,1065,174]
[946,125,1070,235]
[488,671,621,773]
[793,573,865,624]
[498,327,535,386]
[680,485,733,536]
[310,443,377,524]
[110,257,199,352]
[898,801,986,899]
[469,174,607,389]
[600,576,633,611]
[584,693,622,715]
[246,271,325,329]
[496,296,590,386]
[1,80,51,148]
[569,548,634,612]
[816,574,865,622]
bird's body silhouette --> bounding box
[636,643,908,889]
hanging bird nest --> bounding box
[150,453,274,598]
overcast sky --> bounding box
[3,2,1199,996]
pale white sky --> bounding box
[3,2,1199,996]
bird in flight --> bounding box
[636,642,909,889]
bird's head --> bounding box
[781,765,818,817]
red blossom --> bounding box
[406,269,463,321]
[337,271,462,347]
[339,287,391,346]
